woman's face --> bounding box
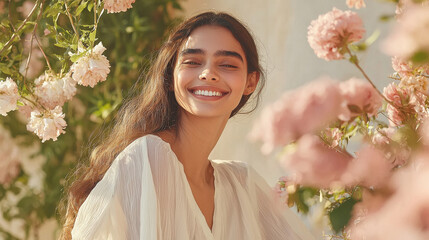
[173,25,258,119]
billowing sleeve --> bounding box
[247,166,316,240]
[71,137,158,240]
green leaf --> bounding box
[89,31,97,43]
[411,51,429,64]
[76,1,88,16]
[329,197,358,233]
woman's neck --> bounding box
[159,111,229,187]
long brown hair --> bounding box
[59,11,265,239]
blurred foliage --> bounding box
[0,0,182,239]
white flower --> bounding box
[26,106,67,142]
[71,42,110,88]
[0,77,20,116]
[34,72,77,109]
[104,0,135,13]
[0,127,21,185]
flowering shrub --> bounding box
[0,0,182,239]
[253,1,429,239]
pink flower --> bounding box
[338,78,382,121]
[347,190,389,239]
[250,77,343,153]
[371,127,396,146]
[420,117,429,146]
[274,176,293,204]
[392,56,413,77]
[324,127,343,148]
[383,6,429,61]
[0,128,21,185]
[34,72,77,109]
[26,106,67,142]
[350,154,429,240]
[341,145,391,188]
[383,82,411,126]
[346,0,366,9]
[0,77,20,116]
[282,134,352,188]
[104,0,135,13]
[71,42,110,88]
[308,7,365,61]
[400,75,429,95]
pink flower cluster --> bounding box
[384,82,428,126]
[282,134,351,188]
[250,77,342,154]
[346,0,366,9]
[71,42,111,88]
[251,77,382,153]
[338,78,382,121]
[0,77,20,116]
[349,153,429,240]
[104,0,135,13]
[34,72,77,109]
[283,136,391,189]
[383,6,429,61]
[308,8,365,61]
[26,106,67,143]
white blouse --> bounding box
[71,134,313,240]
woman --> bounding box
[61,11,311,240]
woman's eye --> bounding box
[183,61,200,65]
[221,64,238,69]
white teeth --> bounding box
[193,90,223,96]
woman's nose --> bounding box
[199,67,219,81]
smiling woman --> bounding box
[61,12,311,240]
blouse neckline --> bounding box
[146,134,218,238]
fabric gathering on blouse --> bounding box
[71,134,314,240]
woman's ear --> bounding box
[243,72,260,95]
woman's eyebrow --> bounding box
[179,48,244,63]
[214,50,243,62]
[179,48,204,57]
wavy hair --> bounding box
[59,11,265,239]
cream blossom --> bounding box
[104,0,135,13]
[338,78,382,121]
[250,77,343,153]
[324,127,343,148]
[71,42,110,88]
[34,72,77,109]
[26,106,67,142]
[0,77,20,116]
[0,127,21,185]
[308,7,365,61]
[346,0,366,9]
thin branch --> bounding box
[0,0,40,56]
[34,34,52,72]
[64,2,79,39]
[24,0,46,80]
[8,0,16,32]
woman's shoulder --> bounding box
[211,159,250,182]
[116,134,168,157]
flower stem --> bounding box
[345,47,397,108]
